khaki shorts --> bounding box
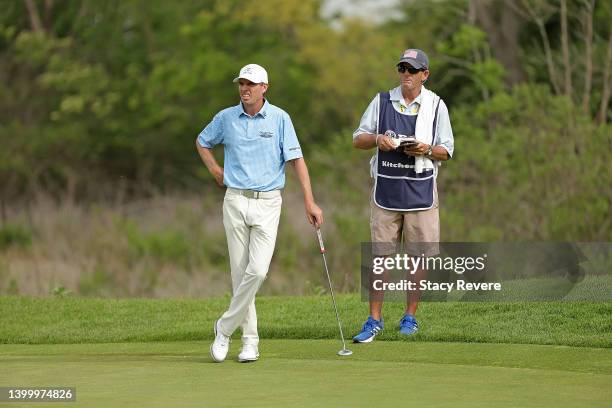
[370,184,440,256]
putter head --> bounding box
[337,349,353,356]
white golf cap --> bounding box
[233,63,269,84]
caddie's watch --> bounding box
[425,144,433,157]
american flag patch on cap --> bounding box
[404,50,418,58]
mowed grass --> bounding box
[0,295,611,347]
[1,341,611,408]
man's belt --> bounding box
[227,188,281,199]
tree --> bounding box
[470,0,526,85]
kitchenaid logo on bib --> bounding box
[259,131,273,138]
[381,160,414,169]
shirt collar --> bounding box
[389,86,422,107]
[238,99,269,118]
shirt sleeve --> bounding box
[281,113,303,162]
[197,111,224,148]
[434,100,454,158]
[352,94,380,139]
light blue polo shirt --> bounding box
[197,100,303,191]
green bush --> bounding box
[117,219,191,267]
[0,225,32,251]
[78,265,116,297]
[442,84,611,241]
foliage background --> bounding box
[0,0,610,297]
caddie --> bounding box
[352,48,454,342]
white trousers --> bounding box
[217,188,282,346]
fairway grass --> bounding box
[1,340,610,407]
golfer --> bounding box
[352,49,454,342]
[196,63,323,362]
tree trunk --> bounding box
[43,0,54,34]
[560,0,573,98]
[0,196,6,226]
[597,32,612,124]
[471,0,526,86]
[581,0,595,115]
[23,0,44,33]
[515,0,561,94]
[468,2,489,101]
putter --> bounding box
[315,227,352,356]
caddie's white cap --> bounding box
[233,63,269,84]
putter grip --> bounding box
[316,229,326,253]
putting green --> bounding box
[1,340,610,407]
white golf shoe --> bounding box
[237,344,259,363]
[210,320,230,363]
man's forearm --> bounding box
[290,157,324,226]
[353,133,378,150]
[196,142,224,186]
[290,157,315,204]
[196,143,221,173]
[354,133,450,160]
[429,146,450,161]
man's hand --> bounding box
[212,166,224,187]
[377,135,397,152]
[402,142,430,156]
[305,201,324,226]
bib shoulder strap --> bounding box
[377,92,391,135]
[431,97,442,144]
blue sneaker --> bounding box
[352,316,383,343]
[399,314,419,336]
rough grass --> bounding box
[1,295,610,347]
[0,181,367,298]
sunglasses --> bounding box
[397,64,423,74]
